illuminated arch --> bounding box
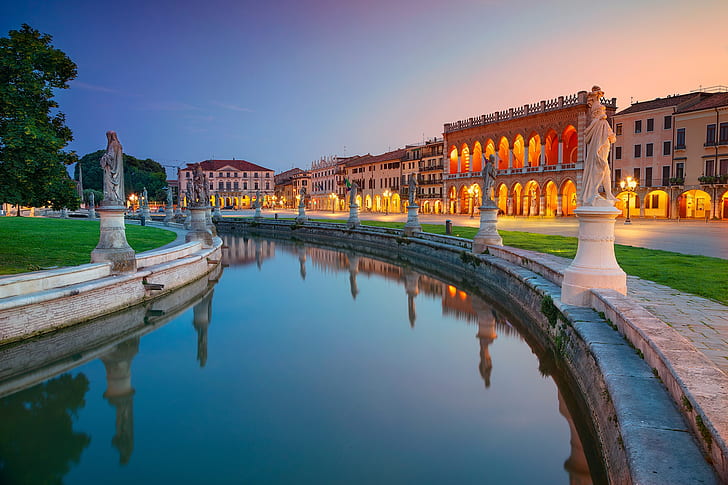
[356,195,362,208]
[544,181,558,216]
[678,189,711,219]
[497,137,509,170]
[562,125,578,164]
[365,195,372,210]
[472,141,483,173]
[449,146,458,174]
[448,185,458,214]
[484,139,496,162]
[524,180,541,216]
[528,133,541,167]
[561,179,577,216]
[458,185,469,214]
[497,183,508,214]
[391,193,401,213]
[512,134,525,169]
[461,144,471,173]
[544,129,558,165]
[643,189,668,218]
[720,189,728,219]
[512,183,523,215]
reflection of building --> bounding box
[444,89,617,217]
[612,89,728,219]
[178,160,275,209]
[558,389,592,485]
[221,235,275,267]
[101,337,140,465]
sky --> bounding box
[2,0,727,176]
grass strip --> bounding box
[0,218,176,274]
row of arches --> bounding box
[447,180,578,216]
[449,125,578,174]
[616,188,728,219]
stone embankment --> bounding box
[217,218,723,485]
[0,236,223,344]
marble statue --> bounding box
[482,154,497,199]
[100,131,124,205]
[142,187,148,207]
[255,190,262,208]
[166,186,173,206]
[349,182,358,206]
[190,164,206,207]
[299,187,306,208]
[580,86,617,206]
[408,175,417,205]
[89,191,95,207]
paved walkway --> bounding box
[146,214,728,374]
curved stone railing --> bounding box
[218,218,721,484]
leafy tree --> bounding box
[0,24,80,212]
[75,150,168,202]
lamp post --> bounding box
[467,186,475,218]
[383,189,391,215]
[329,193,337,213]
[128,193,138,213]
[619,176,637,224]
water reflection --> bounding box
[101,337,139,464]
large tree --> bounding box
[0,24,80,212]
[75,150,168,202]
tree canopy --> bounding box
[75,150,168,203]
[0,24,80,211]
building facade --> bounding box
[178,159,275,209]
[343,149,406,213]
[443,89,617,217]
[400,138,445,214]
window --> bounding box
[634,144,641,158]
[633,167,641,182]
[243,182,247,190]
[615,168,622,183]
[185,172,190,178]
[651,193,660,209]
[664,115,672,130]
[705,160,715,177]
[676,128,686,149]
[615,123,622,135]
[254,173,259,178]
[676,162,684,179]
[266,173,270,178]
[634,120,642,133]
[266,182,270,190]
[645,167,653,187]
[647,118,654,132]
[662,166,671,186]
[244,172,248,178]
[663,141,671,155]
[720,159,728,175]
[720,123,728,144]
[233,181,239,189]
[209,172,214,178]
[254,182,259,190]
[706,124,716,146]
[646,143,653,157]
[615,146,622,159]
[218,181,223,189]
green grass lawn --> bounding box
[0,217,177,274]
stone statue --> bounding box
[190,164,207,207]
[580,85,617,206]
[349,182,358,206]
[166,186,173,206]
[255,190,262,208]
[100,131,124,205]
[482,154,497,200]
[142,187,148,207]
[89,191,95,207]
[299,187,307,208]
[408,175,417,206]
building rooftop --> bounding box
[187,159,273,172]
[675,92,728,113]
[616,93,708,115]
[346,148,406,168]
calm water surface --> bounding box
[0,235,597,484]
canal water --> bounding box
[0,235,601,484]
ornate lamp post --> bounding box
[383,189,391,215]
[619,176,637,224]
[128,193,138,213]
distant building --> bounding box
[443,89,617,216]
[309,156,350,211]
[343,149,406,213]
[274,168,310,208]
[178,159,275,209]
[400,138,445,214]
[613,87,728,219]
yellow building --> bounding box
[179,159,275,209]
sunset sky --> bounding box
[3,0,727,175]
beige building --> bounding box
[274,168,310,209]
[343,149,406,213]
[179,159,275,209]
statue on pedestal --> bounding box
[142,187,148,207]
[482,154,497,202]
[299,187,307,208]
[349,182,358,206]
[100,131,124,206]
[166,186,173,207]
[190,164,207,207]
[408,175,417,206]
[89,191,95,208]
[580,86,617,207]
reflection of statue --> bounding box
[100,131,124,205]
[580,85,617,206]
[408,175,416,205]
[481,154,497,200]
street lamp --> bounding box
[128,193,138,212]
[619,176,638,224]
[329,193,337,213]
[383,190,391,215]
[467,185,475,218]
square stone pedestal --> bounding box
[91,206,137,274]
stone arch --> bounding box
[458,185,469,214]
[544,180,558,216]
[642,190,668,218]
[720,188,728,219]
[391,193,401,213]
[527,132,541,167]
[434,200,442,214]
[544,129,559,165]
[561,179,577,216]
[484,139,496,162]
[448,185,458,214]
[356,195,362,208]
[497,137,509,170]
[449,146,458,174]
[512,134,525,169]
[497,183,508,214]
[678,189,711,219]
[472,141,483,173]
[512,182,523,215]
[365,194,372,210]
[460,144,471,173]
[562,125,578,164]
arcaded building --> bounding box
[178,159,275,209]
[443,89,617,216]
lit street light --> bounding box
[619,176,638,224]
[383,190,391,215]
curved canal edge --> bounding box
[216,218,722,485]
[0,237,223,344]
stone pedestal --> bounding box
[472,202,502,253]
[403,204,421,236]
[254,205,262,219]
[296,205,308,223]
[141,205,150,220]
[60,208,68,219]
[88,207,97,219]
[347,203,360,228]
[164,204,173,223]
[91,206,137,274]
[205,208,217,236]
[185,206,213,248]
[212,205,222,221]
[561,206,626,306]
